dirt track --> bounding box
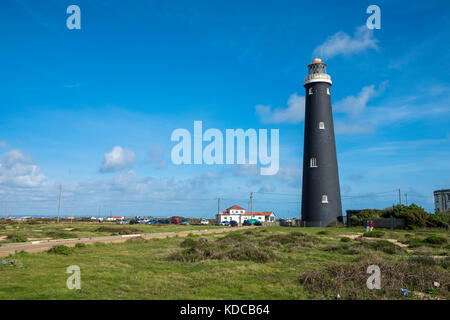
[0,227,253,257]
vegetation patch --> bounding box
[169,233,281,263]
[45,231,75,239]
[95,226,140,235]
[299,257,450,299]
[6,234,27,243]
[47,245,74,256]
[359,240,405,254]
[423,235,447,246]
[407,236,448,248]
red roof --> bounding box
[242,212,273,216]
[216,211,273,216]
[226,205,245,211]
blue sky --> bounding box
[0,0,449,218]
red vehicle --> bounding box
[170,216,180,224]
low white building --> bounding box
[216,205,275,224]
[434,189,450,212]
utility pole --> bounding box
[405,193,408,206]
[217,198,220,215]
[57,184,62,223]
[398,188,402,205]
[250,192,253,219]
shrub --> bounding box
[363,230,385,238]
[423,235,447,246]
[340,237,351,242]
[6,234,27,243]
[384,204,429,229]
[226,244,280,263]
[74,243,86,249]
[298,257,450,299]
[47,245,73,255]
[317,230,330,235]
[407,237,425,248]
[170,233,280,263]
[95,226,139,234]
[427,211,449,229]
[180,238,198,248]
[360,240,404,254]
[45,231,74,239]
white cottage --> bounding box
[216,205,275,224]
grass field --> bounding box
[0,220,222,243]
[0,225,448,299]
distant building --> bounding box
[105,216,125,221]
[216,205,275,224]
[434,189,450,212]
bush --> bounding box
[407,237,425,248]
[340,237,351,242]
[95,226,140,234]
[47,245,73,255]
[74,243,86,249]
[180,238,198,248]
[363,230,385,238]
[427,211,449,229]
[423,235,447,246]
[384,204,429,229]
[298,257,450,299]
[170,233,281,263]
[6,234,27,243]
[226,244,280,263]
[45,231,74,239]
[317,230,330,235]
[360,240,404,254]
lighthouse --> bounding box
[301,58,342,227]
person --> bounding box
[369,220,373,231]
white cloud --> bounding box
[334,81,387,118]
[99,146,136,173]
[256,93,305,124]
[0,150,47,188]
[313,25,378,59]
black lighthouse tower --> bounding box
[301,58,342,227]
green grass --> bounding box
[0,220,224,244]
[0,226,448,300]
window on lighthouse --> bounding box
[308,88,313,95]
[310,157,317,168]
[319,122,325,129]
[322,195,328,203]
[326,87,330,95]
